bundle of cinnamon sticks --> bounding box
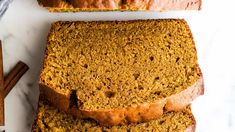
[0,40,29,126]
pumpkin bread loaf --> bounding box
[32,99,196,132]
[39,19,204,126]
[37,0,201,12]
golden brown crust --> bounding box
[37,0,201,12]
[69,99,166,126]
[31,100,196,131]
[68,0,121,9]
[37,0,64,8]
[39,83,71,112]
[165,77,204,111]
[76,78,202,126]
[39,77,203,126]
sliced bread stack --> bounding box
[33,19,204,131]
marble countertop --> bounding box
[0,0,235,131]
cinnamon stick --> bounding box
[0,40,29,126]
[0,41,4,126]
[3,61,29,97]
[0,40,4,90]
[0,94,4,126]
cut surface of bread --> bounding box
[39,19,204,125]
[37,0,201,12]
[32,99,196,132]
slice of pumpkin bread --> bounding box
[37,0,201,12]
[32,99,196,132]
[39,19,204,126]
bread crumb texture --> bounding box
[40,19,201,110]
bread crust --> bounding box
[68,0,121,9]
[39,83,71,112]
[37,0,64,7]
[37,0,201,12]
[39,19,204,126]
[32,100,196,131]
[39,77,203,126]
[123,0,202,11]
[68,77,203,126]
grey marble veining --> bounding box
[0,0,235,131]
[0,0,12,19]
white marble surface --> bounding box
[0,0,235,131]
